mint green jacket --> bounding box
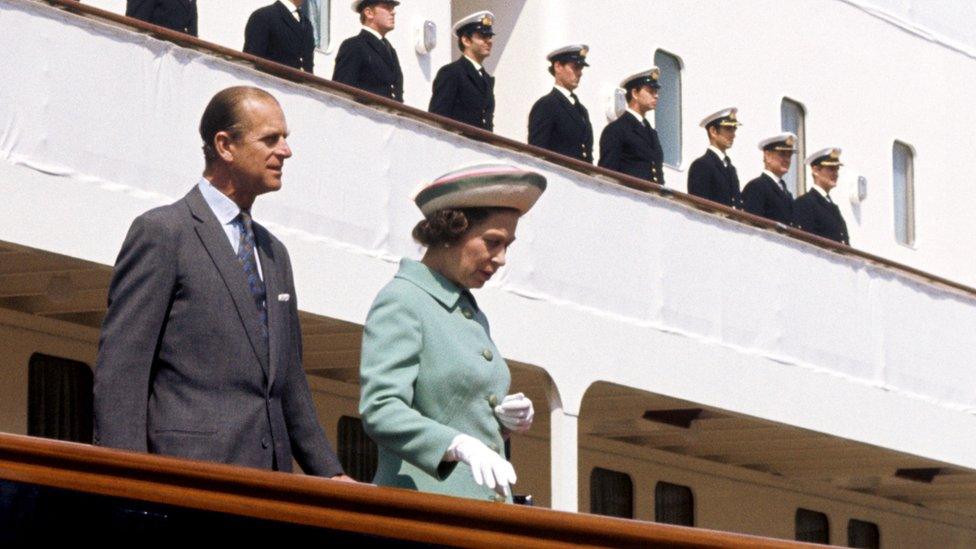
[359,259,511,502]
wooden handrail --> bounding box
[0,433,823,548]
[33,0,976,302]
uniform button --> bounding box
[462,307,473,319]
[482,349,493,361]
[488,394,498,407]
[491,494,506,502]
[489,443,499,452]
[261,438,270,449]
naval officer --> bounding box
[429,11,496,131]
[794,148,850,244]
[742,132,798,225]
[597,68,665,184]
[332,0,404,102]
[527,44,594,163]
[687,108,744,208]
[243,0,316,73]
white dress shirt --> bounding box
[277,0,301,21]
[198,178,264,279]
[626,108,651,127]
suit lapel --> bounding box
[362,30,395,69]
[461,58,488,93]
[185,188,270,380]
[275,1,305,40]
[553,89,588,132]
[626,114,654,147]
[255,226,280,389]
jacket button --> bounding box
[491,494,506,502]
[489,443,499,452]
[261,438,270,449]
[488,394,498,407]
[462,307,473,319]
[482,349,493,361]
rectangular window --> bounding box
[589,467,633,518]
[655,481,694,526]
[848,519,880,548]
[781,98,806,196]
[27,353,93,443]
[654,50,683,168]
[893,141,916,246]
[795,508,829,543]
[337,415,378,482]
[304,0,331,51]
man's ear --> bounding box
[213,131,235,163]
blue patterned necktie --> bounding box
[234,211,268,338]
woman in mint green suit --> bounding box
[359,165,546,502]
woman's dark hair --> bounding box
[412,207,514,247]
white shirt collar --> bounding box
[361,25,384,41]
[198,178,242,226]
[708,145,728,160]
[810,184,830,198]
[463,55,484,72]
[626,108,650,126]
[277,0,300,21]
[762,169,782,182]
[553,85,574,100]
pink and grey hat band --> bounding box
[412,164,547,217]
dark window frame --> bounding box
[589,467,634,519]
[654,480,694,526]
[27,353,93,443]
[795,508,830,543]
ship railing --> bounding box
[0,432,824,547]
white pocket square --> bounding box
[278,293,291,302]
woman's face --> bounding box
[448,209,520,289]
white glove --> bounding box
[494,393,534,433]
[449,434,517,497]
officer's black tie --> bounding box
[381,37,395,58]
[569,92,587,117]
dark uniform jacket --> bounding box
[126,0,197,36]
[743,172,795,225]
[429,57,495,131]
[794,188,850,245]
[244,2,315,73]
[597,111,665,184]
[687,149,743,208]
[94,186,343,477]
[528,88,594,163]
[332,29,404,102]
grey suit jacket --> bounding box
[93,186,343,477]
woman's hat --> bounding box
[412,164,547,217]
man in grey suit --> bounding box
[94,86,348,479]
